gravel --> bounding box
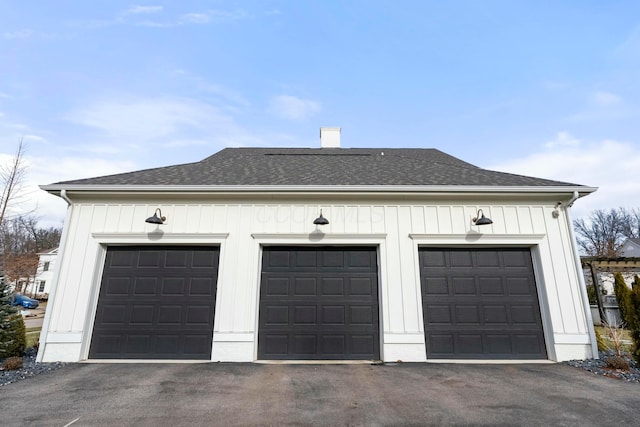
[0,348,66,387]
[563,351,640,383]
[2,348,639,387]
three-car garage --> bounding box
[88,245,546,361]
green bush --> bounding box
[0,313,26,358]
[0,280,26,359]
[615,273,640,364]
[594,327,608,352]
[630,282,640,364]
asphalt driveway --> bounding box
[2,362,639,426]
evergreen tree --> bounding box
[613,272,631,325]
[0,278,26,358]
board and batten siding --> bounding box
[39,198,594,362]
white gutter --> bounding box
[564,190,599,359]
[36,189,73,362]
[40,184,598,195]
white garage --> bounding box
[37,128,597,363]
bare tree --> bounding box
[0,215,61,296]
[0,139,28,227]
[574,209,627,256]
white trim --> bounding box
[424,359,554,364]
[409,233,546,245]
[37,193,74,362]
[91,232,229,244]
[45,333,83,343]
[80,234,229,361]
[82,359,212,364]
[41,184,598,194]
[252,233,387,243]
[250,234,388,362]
[384,333,425,344]
[553,334,591,344]
[408,234,553,362]
[213,333,254,342]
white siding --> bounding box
[40,196,593,362]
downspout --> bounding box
[36,189,73,362]
[564,191,599,359]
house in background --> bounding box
[30,248,58,298]
[621,238,640,258]
[8,248,58,299]
[37,128,598,363]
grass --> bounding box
[595,325,633,353]
[25,327,41,348]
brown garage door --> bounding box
[89,246,219,360]
[258,246,380,360]
[419,248,547,359]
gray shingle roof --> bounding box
[50,147,585,188]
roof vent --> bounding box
[320,127,341,148]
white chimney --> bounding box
[320,127,341,148]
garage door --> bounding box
[258,246,380,360]
[89,246,219,360]
[419,248,546,359]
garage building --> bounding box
[38,128,597,363]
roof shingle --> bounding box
[50,147,586,188]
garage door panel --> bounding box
[452,277,476,295]
[479,277,504,295]
[322,306,345,325]
[294,277,317,295]
[507,277,534,295]
[321,278,344,295]
[130,305,154,324]
[105,278,130,296]
[259,246,379,360]
[455,305,480,324]
[294,305,317,324]
[89,246,219,360]
[420,248,546,360]
[450,251,473,267]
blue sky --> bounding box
[1,1,640,227]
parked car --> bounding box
[11,294,39,309]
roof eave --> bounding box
[40,184,598,196]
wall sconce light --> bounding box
[552,202,562,218]
[472,209,493,226]
[145,208,166,225]
[313,210,329,225]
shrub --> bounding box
[630,282,640,364]
[604,355,630,371]
[0,280,26,358]
[616,273,640,364]
[595,328,608,352]
[2,356,23,371]
[613,272,631,324]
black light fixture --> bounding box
[472,209,493,226]
[145,208,166,225]
[313,210,329,225]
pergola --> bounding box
[580,257,640,321]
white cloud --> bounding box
[3,29,33,40]
[180,13,211,24]
[124,5,163,15]
[487,134,640,219]
[543,131,580,149]
[566,90,635,122]
[268,95,321,120]
[136,8,247,28]
[65,96,236,142]
[591,91,621,107]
